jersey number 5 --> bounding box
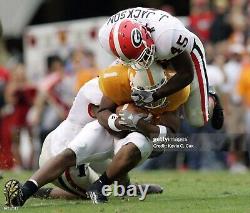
[171,35,188,55]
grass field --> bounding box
[1,170,250,212]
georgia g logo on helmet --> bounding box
[131,28,142,48]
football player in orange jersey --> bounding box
[86,62,189,203]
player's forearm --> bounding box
[97,110,128,131]
[136,118,175,141]
[97,96,130,138]
[136,119,160,140]
[153,71,192,100]
[96,110,131,140]
[154,51,194,101]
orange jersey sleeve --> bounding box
[98,64,132,105]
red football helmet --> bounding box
[109,19,155,70]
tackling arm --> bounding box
[135,119,160,140]
[136,111,180,140]
[96,96,130,137]
[154,51,194,101]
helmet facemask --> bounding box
[129,25,156,71]
[130,68,168,109]
[129,43,155,71]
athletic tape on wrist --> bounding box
[108,114,122,132]
[157,125,167,138]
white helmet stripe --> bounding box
[113,22,129,61]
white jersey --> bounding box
[39,78,103,162]
[99,7,195,61]
[66,77,103,127]
[39,78,105,196]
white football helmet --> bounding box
[129,62,168,109]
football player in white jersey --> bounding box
[4,76,164,207]
[98,7,224,130]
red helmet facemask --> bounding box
[109,19,155,70]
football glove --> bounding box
[131,90,154,106]
[118,110,152,128]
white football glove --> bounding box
[131,90,154,106]
[118,109,152,128]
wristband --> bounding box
[157,125,167,137]
[108,114,122,132]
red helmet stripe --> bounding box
[109,28,119,57]
[113,21,129,60]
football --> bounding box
[116,103,149,115]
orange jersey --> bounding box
[98,64,190,115]
[99,64,132,105]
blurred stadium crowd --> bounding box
[0,47,98,170]
[0,0,250,173]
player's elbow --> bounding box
[181,68,194,86]
[171,51,194,85]
[96,111,107,127]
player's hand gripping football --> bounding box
[131,90,154,106]
[118,103,152,128]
